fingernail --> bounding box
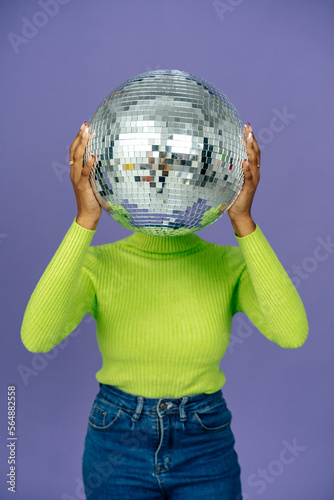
[248,132,253,143]
[245,159,249,166]
[82,126,89,138]
[248,123,253,132]
[80,122,86,130]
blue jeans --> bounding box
[82,383,243,499]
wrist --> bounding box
[76,214,100,231]
[229,215,256,237]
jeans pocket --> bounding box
[193,400,232,433]
[88,394,125,432]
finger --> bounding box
[82,154,99,178]
[69,121,87,162]
[72,124,93,178]
[74,123,92,160]
[247,123,261,159]
[242,159,253,186]
[70,126,92,185]
[241,126,248,157]
[245,130,260,182]
[246,130,257,161]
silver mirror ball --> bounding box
[84,69,247,236]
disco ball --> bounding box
[83,69,247,236]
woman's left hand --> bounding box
[227,123,261,222]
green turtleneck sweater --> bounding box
[20,218,309,398]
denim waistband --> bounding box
[98,382,224,415]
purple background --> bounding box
[1,0,333,498]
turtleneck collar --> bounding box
[125,230,203,254]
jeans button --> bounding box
[159,402,168,409]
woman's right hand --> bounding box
[69,122,102,230]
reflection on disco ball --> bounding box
[83,69,247,236]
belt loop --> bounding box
[131,396,144,423]
[179,396,189,422]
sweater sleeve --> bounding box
[20,218,99,353]
[232,224,309,348]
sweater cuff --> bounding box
[58,217,97,261]
[234,223,284,284]
[233,223,268,256]
[233,223,258,241]
[69,217,98,248]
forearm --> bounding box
[234,225,309,348]
[20,218,96,352]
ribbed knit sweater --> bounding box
[20,218,309,398]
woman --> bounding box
[20,121,309,499]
